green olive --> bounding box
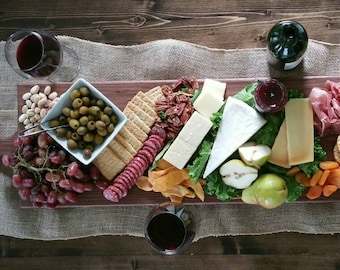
[89,106,101,116]
[95,120,106,131]
[67,139,78,149]
[80,86,90,97]
[83,133,95,142]
[62,107,71,117]
[106,123,115,133]
[78,140,87,149]
[71,132,81,141]
[110,114,118,123]
[103,106,113,115]
[78,106,89,115]
[87,120,96,131]
[97,129,108,137]
[66,130,73,139]
[90,98,98,106]
[49,119,60,128]
[58,114,68,125]
[94,134,104,145]
[55,127,68,137]
[96,99,105,109]
[70,89,81,100]
[77,126,88,136]
[69,119,80,130]
[72,98,83,109]
[82,96,90,106]
[101,114,111,125]
[69,109,80,119]
[83,148,92,159]
[79,116,89,126]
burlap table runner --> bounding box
[1,37,340,241]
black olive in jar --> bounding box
[254,79,288,113]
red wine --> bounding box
[267,21,308,71]
[146,213,186,251]
[16,32,61,78]
[254,79,288,113]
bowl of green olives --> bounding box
[40,78,127,165]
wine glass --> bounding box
[4,29,79,82]
[144,202,196,255]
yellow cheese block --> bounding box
[268,120,291,168]
[163,111,213,169]
[268,98,314,168]
[285,98,314,166]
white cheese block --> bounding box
[163,111,213,169]
[201,78,226,100]
[203,97,267,178]
[268,119,291,168]
[285,98,314,166]
[193,79,226,118]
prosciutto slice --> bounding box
[309,80,340,137]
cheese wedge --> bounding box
[203,97,267,178]
[268,98,314,168]
[193,79,226,118]
[268,120,290,168]
[285,98,314,166]
[163,111,213,169]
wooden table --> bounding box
[0,1,340,269]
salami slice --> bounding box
[103,186,121,202]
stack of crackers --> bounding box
[93,86,164,180]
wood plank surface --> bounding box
[1,76,338,207]
[1,1,340,269]
[0,1,339,49]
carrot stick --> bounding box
[322,185,338,197]
[318,169,331,186]
[306,185,323,200]
[309,170,323,187]
[319,161,339,170]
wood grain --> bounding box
[1,76,339,207]
[0,1,339,49]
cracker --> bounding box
[145,86,164,102]
[118,127,144,152]
[125,102,155,127]
[108,139,134,165]
[131,95,157,118]
[123,107,151,134]
[334,144,340,163]
[124,119,148,143]
[93,147,126,180]
[136,91,155,108]
[114,134,138,156]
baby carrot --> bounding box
[322,184,338,197]
[309,170,323,187]
[318,169,331,186]
[306,185,323,200]
[319,161,339,170]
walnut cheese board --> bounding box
[1,76,340,207]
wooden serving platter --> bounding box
[1,76,340,207]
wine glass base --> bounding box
[48,45,79,82]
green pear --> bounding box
[219,159,258,189]
[241,181,259,204]
[254,173,288,209]
[238,142,271,168]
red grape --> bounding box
[11,174,23,188]
[64,191,78,203]
[18,188,31,201]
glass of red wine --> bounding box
[144,202,196,255]
[4,29,79,82]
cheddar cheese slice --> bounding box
[268,120,290,168]
[285,98,314,166]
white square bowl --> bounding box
[41,78,127,165]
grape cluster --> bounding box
[1,132,110,209]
